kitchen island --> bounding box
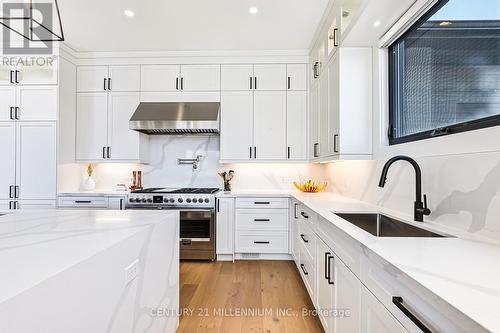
[0,210,179,333]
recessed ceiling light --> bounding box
[249,7,259,14]
[373,20,381,27]
[124,9,135,17]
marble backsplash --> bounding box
[324,152,500,243]
[58,136,327,192]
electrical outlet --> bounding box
[125,259,139,286]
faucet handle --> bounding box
[423,194,431,216]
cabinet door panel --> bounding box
[361,286,408,333]
[221,64,254,91]
[309,81,320,159]
[287,91,307,160]
[17,58,58,85]
[141,65,180,92]
[0,64,15,85]
[77,66,108,92]
[109,65,140,92]
[180,64,220,91]
[76,93,108,160]
[328,56,340,155]
[216,198,234,255]
[319,73,329,157]
[287,64,307,91]
[0,86,16,121]
[17,86,57,121]
[334,255,362,333]
[108,92,142,160]
[220,91,253,160]
[316,238,334,333]
[0,123,16,200]
[16,122,56,200]
[254,91,287,160]
[254,64,287,91]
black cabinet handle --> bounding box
[75,200,92,204]
[107,146,111,159]
[328,255,334,285]
[180,77,184,90]
[313,143,319,157]
[10,70,14,84]
[254,201,270,205]
[300,234,309,243]
[108,77,112,90]
[254,241,270,244]
[254,219,270,222]
[104,78,107,91]
[287,147,291,159]
[333,28,339,47]
[9,185,14,199]
[254,146,257,159]
[392,297,432,333]
[254,77,257,90]
[15,107,19,120]
[176,77,179,90]
[300,211,309,219]
[9,201,13,210]
[300,264,308,275]
[249,146,252,159]
[10,107,14,120]
[102,146,106,159]
[15,70,20,84]
[14,185,19,199]
[287,77,291,90]
[324,252,330,280]
[14,201,19,210]
[294,203,299,219]
[334,134,339,153]
[250,77,253,90]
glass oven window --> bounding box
[180,211,211,239]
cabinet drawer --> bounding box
[236,209,288,231]
[298,218,316,261]
[235,231,288,253]
[299,243,316,301]
[235,197,289,209]
[58,196,109,208]
[360,253,485,333]
[297,203,317,228]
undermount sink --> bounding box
[334,213,449,238]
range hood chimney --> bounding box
[129,102,220,135]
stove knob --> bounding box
[186,198,191,203]
[198,198,204,203]
[178,198,184,203]
[147,198,153,203]
[129,198,134,202]
[192,198,198,203]
[141,198,147,203]
[169,198,175,203]
[204,198,210,203]
[163,198,168,203]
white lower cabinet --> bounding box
[361,286,408,333]
[216,198,234,258]
[57,195,126,210]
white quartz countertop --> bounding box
[58,190,129,197]
[219,190,500,332]
[0,210,178,305]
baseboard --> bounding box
[234,253,293,261]
[216,254,234,262]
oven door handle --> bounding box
[181,239,192,245]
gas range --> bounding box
[127,187,220,209]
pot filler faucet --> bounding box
[378,155,431,222]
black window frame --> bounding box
[388,0,500,145]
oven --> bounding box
[179,209,215,260]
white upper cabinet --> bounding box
[180,64,220,91]
[220,91,254,160]
[108,92,145,160]
[76,93,108,160]
[17,86,58,121]
[319,72,329,158]
[0,63,14,85]
[253,91,287,160]
[221,64,254,91]
[310,81,320,159]
[17,59,58,85]
[140,65,180,92]
[108,66,140,92]
[16,122,56,200]
[286,91,308,160]
[77,66,109,92]
[286,64,308,91]
[254,64,287,90]
[0,86,16,121]
[0,123,16,200]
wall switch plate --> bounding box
[125,259,140,286]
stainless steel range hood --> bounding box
[129,102,220,135]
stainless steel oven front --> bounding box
[179,209,215,261]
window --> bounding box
[389,0,500,145]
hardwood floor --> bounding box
[177,260,324,333]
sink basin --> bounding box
[334,213,448,238]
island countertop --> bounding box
[0,209,178,305]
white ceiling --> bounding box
[58,0,330,52]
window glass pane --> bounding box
[390,0,500,141]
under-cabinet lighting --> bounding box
[249,7,259,14]
[124,9,135,17]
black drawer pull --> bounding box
[392,297,432,333]
[324,252,330,280]
[75,200,92,204]
[300,212,309,219]
[300,264,308,275]
[254,201,270,205]
[181,239,192,245]
[328,255,334,285]
[254,219,270,222]
[254,241,270,244]
[300,234,309,243]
